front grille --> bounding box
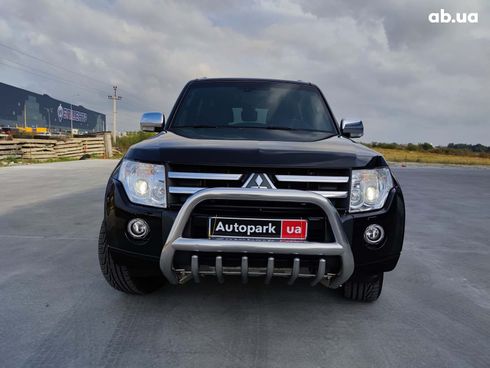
[167,164,351,211]
[184,199,335,242]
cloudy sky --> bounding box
[0,0,488,145]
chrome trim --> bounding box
[168,172,242,181]
[170,186,347,198]
[288,258,300,285]
[176,268,336,279]
[215,256,224,284]
[140,112,164,132]
[159,188,354,288]
[242,173,276,189]
[311,259,326,286]
[241,256,248,284]
[265,257,274,285]
[169,186,203,194]
[275,175,349,183]
[341,119,364,139]
[191,255,200,283]
[312,190,348,198]
[171,238,344,254]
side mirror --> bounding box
[340,119,363,138]
[140,112,165,132]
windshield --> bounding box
[171,81,337,133]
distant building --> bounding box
[0,82,106,133]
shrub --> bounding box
[115,131,157,154]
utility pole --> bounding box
[108,86,122,144]
[44,107,52,132]
[70,103,74,137]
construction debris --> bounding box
[0,136,107,161]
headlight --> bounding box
[350,168,393,212]
[118,159,166,208]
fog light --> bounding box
[364,224,384,245]
[127,218,149,239]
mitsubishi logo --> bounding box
[242,173,276,189]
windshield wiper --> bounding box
[174,124,331,133]
[228,125,330,133]
[175,125,220,129]
[264,126,331,133]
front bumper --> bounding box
[160,188,354,288]
[104,177,405,285]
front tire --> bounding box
[342,273,384,302]
[98,221,164,294]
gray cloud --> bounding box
[0,0,488,145]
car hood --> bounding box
[125,131,385,169]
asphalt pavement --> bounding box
[0,160,489,368]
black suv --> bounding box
[98,78,405,302]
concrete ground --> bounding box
[0,160,489,368]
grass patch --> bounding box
[373,148,490,166]
[0,155,99,167]
[0,156,22,166]
[114,132,156,154]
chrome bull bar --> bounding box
[159,188,354,288]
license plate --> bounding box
[208,217,308,240]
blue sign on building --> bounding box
[0,82,106,133]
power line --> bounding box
[0,41,109,88]
[0,42,149,107]
[0,58,107,95]
[0,57,150,112]
[0,42,150,111]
